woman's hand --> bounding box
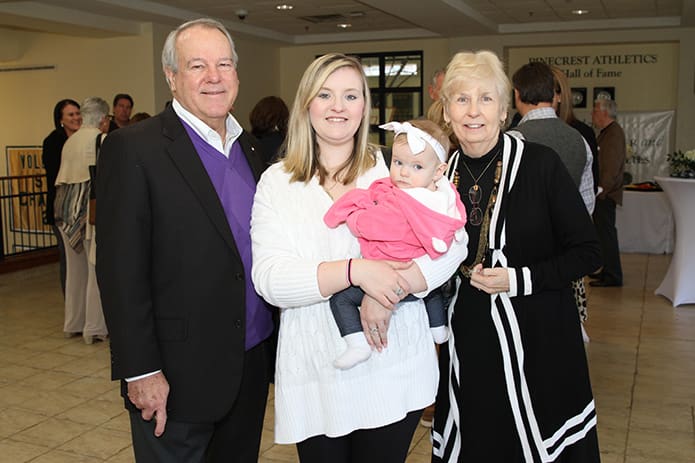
[350,259,412,309]
[469,264,510,294]
[360,294,392,351]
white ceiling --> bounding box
[0,0,692,43]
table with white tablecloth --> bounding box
[654,176,695,307]
[616,190,674,254]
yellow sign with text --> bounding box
[5,146,49,233]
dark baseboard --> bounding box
[0,248,59,275]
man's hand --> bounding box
[127,371,170,437]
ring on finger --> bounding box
[395,286,404,297]
[369,327,379,335]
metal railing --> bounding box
[0,174,56,258]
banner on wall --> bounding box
[4,146,50,233]
[617,111,673,183]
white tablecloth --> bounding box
[654,177,695,307]
[616,190,674,254]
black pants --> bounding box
[296,409,422,463]
[51,224,67,296]
[592,197,623,284]
[129,339,271,463]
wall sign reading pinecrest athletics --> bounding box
[506,42,679,116]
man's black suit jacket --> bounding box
[96,105,268,423]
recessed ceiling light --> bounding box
[571,9,589,15]
[337,23,352,29]
[276,4,293,10]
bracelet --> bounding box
[346,258,354,286]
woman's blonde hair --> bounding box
[425,100,458,153]
[550,66,577,124]
[282,53,375,185]
[440,50,511,127]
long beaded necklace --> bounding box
[459,149,500,226]
[453,152,503,278]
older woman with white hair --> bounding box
[55,96,110,344]
[430,50,602,462]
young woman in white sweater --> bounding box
[250,53,466,462]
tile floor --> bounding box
[0,253,693,462]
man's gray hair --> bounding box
[431,68,445,87]
[80,97,109,128]
[596,98,618,119]
[161,18,238,80]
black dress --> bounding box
[432,133,602,462]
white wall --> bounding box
[0,26,156,176]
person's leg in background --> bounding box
[83,237,108,344]
[52,224,67,296]
[591,197,623,287]
[59,229,87,336]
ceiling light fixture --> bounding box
[571,9,589,15]
[276,4,293,10]
[337,23,352,29]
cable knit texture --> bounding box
[251,152,467,443]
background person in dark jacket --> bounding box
[42,98,81,295]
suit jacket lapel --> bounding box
[237,131,266,181]
[161,107,241,258]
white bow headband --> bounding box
[379,121,447,163]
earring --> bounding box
[60,123,64,127]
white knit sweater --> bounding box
[251,152,467,444]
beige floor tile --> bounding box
[104,446,135,462]
[598,451,626,463]
[0,384,46,409]
[56,398,124,426]
[30,449,104,462]
[2,254,694,461]
[633,373,695,404]
[629,399,694,433]
[12,417,92,448]
[100,411,130,433]
[406,451,433,463]
[61,376,119,400]
[58,426,131,460]
[259,443,299,462]
[0,438,50,462]
[0,346,41,364]
[0,363,42,382]
[626,428,695,462]
[409,431,433,456]
[25,351,81,371]
[14,389,85,417]
[259,427,277,454]
[0,407,48,439]
[18,370,81,391]
[17,337,78,353]
[53,355,111,377]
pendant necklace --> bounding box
[460,149,500,226]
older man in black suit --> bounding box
[96,18,273,463]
